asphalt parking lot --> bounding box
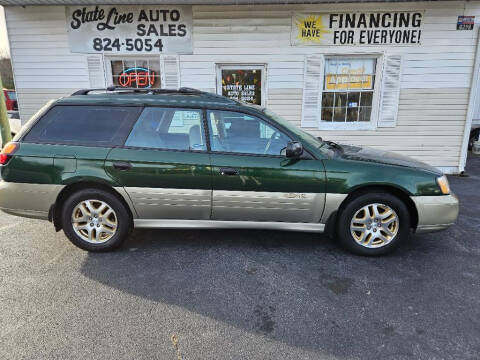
[0,156,479,360]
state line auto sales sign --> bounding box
[66,6,193,54]
[292,11,424,46]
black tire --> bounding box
[61,188,131,252]
[337,192,410,256]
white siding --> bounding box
[186,1,477,172]
[5,6,89,120]
[5,1,479,172]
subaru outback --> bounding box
[0,87,459,255]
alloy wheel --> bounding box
[350,203,399,248]
[71,199,117,244]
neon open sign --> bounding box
[118,67,156,88]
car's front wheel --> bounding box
[61,189,131,251]
[337,192,410,256]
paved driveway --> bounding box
[0,156,479,360]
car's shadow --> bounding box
[78,226,474,357]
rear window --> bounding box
[23,105,141,146]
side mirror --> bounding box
[285,141,303,158]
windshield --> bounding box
[263,108,324,148]
[6,91,16,100]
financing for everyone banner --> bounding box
[292,11,424,46]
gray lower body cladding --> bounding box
[0,181,458,234]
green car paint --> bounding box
[105,147,212,190]
[324,142,443,196]
[4,141,440,197]
[2,143,114,186]
[322,158,442,196]
[209,153,326,193]
[0,90,456,236]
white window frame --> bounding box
[215,64,267,107]
[104,54,162,89]
[319,53,384,131]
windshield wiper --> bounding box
[322,140,343,152]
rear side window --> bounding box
[23,105,141,147]
[125,107,206,151]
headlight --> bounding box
[436,175,450,195]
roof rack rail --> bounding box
[71,88,109,96]
[178,87,203,94]
[71,86,205,96]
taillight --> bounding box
[0,142,19,165]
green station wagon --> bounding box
[0,88,459,255]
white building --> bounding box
[1,0,479,173]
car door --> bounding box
[207,109,326,223]
[105,107,212,220]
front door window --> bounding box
[207,110,291,156]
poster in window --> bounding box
[221,69,262,105]
[325,59,375,90]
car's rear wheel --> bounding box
[337,192,410,256]
[61,188,131,251]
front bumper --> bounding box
[411,194,459,233]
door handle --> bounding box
[112,161,132,171]
[220,167,239,176]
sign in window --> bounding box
[110,59,161,88]
[321,57,377,123]
[217,66,265,106]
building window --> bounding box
[216,65,266,106]
[321,57,377,124]
[110,58,161,89]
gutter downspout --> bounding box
[460,26,480,173]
